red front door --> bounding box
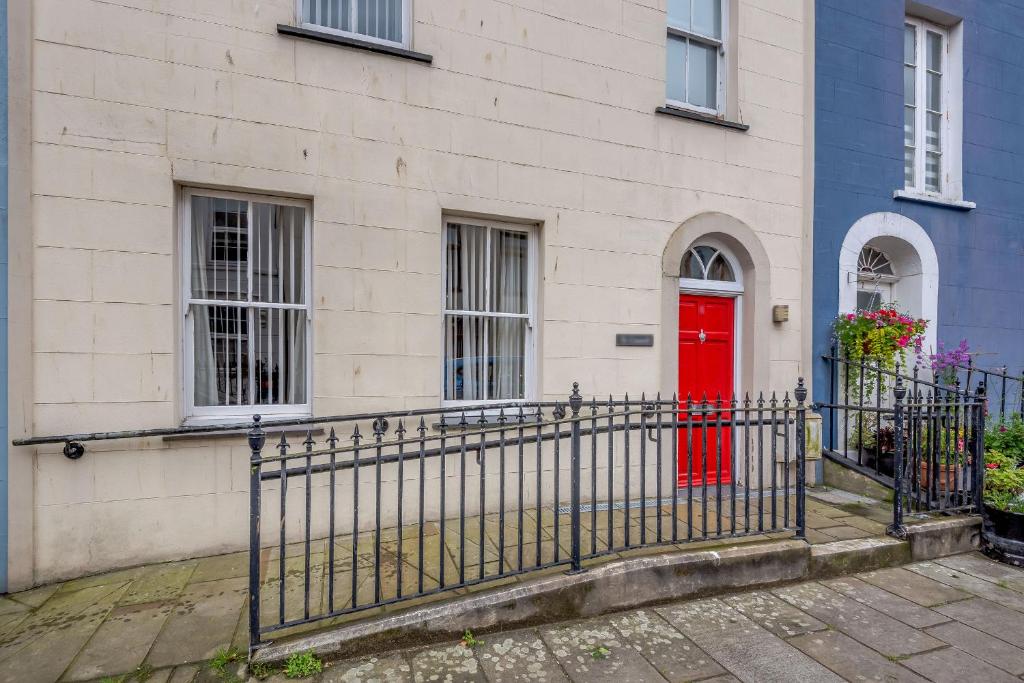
[678,294,735,487]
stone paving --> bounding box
[0,489,927,682]
[307,552,1024,683]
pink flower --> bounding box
[987,462,999,470]
[847,313,856,321]
[897,336,910,348]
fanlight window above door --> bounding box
[682,246,737,282]
[858,246,895,278]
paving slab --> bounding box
[145,577,247,668]
[169,665,201,683]
[925,620,1024,676]
[319,653,412,682]
[4,584,59,609]
[722,591,826,638]
[608,609,725,682]
[656,598,843,682]
[901,647,1021,683]
[935,598,1024,649]
[772,582,944,657]
[934,553,1024,590]
[473,629,569,683]
[858,567,969,606]
[64,601,174,681]
[0,583,126,683]
[787,628,929,682]
[407,643,486,682]
[905,561,1024,612]
[539,618,666,683]
[822,576,948,628]
[120,561,198,606]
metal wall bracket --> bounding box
[63,442,86,460]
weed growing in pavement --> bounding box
[283,650,324,679]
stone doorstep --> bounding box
[251,515,980,666]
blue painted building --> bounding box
[813,0,1024,427]
[0,0,8,592]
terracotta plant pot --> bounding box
[919,459,968,492]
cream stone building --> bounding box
[5,0,815,589]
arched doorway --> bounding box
[839,212,938,354]
[677,241,743,485]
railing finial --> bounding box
[795,377,807,404]
[247,415,266,456]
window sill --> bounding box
[893,190,976,211]
[655,106,749,131]
[277,24,433,64]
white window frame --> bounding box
[440,217,538,408]
[297,0,412,49]
[180,188,314,423]
[903,16,963,202]
[665,0,728,116]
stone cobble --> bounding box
[298,552,1024,683]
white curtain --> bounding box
[445,224,485,401]
[491,230,526,400]
[191,197,218,406]
[281,206,307,406]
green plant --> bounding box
[984,449,1024,512]
[283,651,323,679]
[590,645,611,659]
[834,307,927,398]
[461,629,483,648]
[987,417,1024,462]
[209,647,244,681]
[99,665,156,683]
[248,660,276,680]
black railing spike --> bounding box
[641,392,646,402]
[497,409,507,424]
[396,419,406,437]
[439,414,447,431]
[783,392,791,407]
[715,391,722,404]
[757,392,765,405]
[303,430,315,449]
[770,392,778,406]
[686,394,694,407]
[327,427,338,447]
[459,412,468,428]
[517,405,525,423]
[351,424,361,442]
[418,417,427,435]
[278,433,289,450]
[701,391,708,404]
[478,410,487,426]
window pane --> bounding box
[904,65,916,106]
[666,35,687,102]
[490,229,528,314]
[692,0,721,39]
[250,308,307,406]
[193,304,249,407]
[445,223,487,312]
[444,315,486,401]
[687,41,717,109]
[926,153,941,193]
[356,0,403,42]
[667,0,690,30]
[305,0,352,32]
[857,290,883,312]
[706,253,735,282]
[927,31,942,72]
[904,146,916,187]
[192,196,248,302]
[904,106,916,147]
[904,24,916,65]
[926,111,941,153]
[252,203,306,306]
[682,249,704,279]
[488,318,526,400]
[927,71,941,112]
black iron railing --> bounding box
[246,381,810,651]
[949,359,1023,424]
[818,353,986,534]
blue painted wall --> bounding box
[0,0,8,592]
[814,0,1024,423]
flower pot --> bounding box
[982,504,1024,566]
[918,459,967,492]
